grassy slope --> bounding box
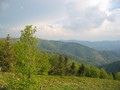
[38,76,120,90]
[0,73,120,90]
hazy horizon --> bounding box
[1,36,120,42]
[0,0,120,41]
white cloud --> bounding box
[0,0,120,41]
[35,24,72,40]
[62,6,107,31]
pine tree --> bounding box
[57,55,65,75]
[77,64,86,76]
[64,56,68,66]
[1,34,14,72]
[64,56,69,75]
[0,39,5,68]
[69,62,76,75]
[112,72,116,80]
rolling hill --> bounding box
[63,40,120,54]
[37,39,120,65]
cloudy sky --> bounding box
[0,0,120,41]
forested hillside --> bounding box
[3,38,120,66]
[64,40,120,54]
[37,39,120,65]
[100,61,120,73]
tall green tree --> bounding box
[1,34,14,72]
[37,52,51,75]
[9,25,40,89]
[69,62,76,75]
[57,55,65,75]
[48,54,58,75]
[64,56,69,75]
[90,66,100,78]
[116,72,120,80]
[85,66,92,77]
[77,64,86,76]
[112,72,116,80]
[99,68,108,79]
[0,39,5,68]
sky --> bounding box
[0,0,120,41]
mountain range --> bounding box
[62,40,120,54]
[37,39,120,65]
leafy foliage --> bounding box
[9,25,39,89]
[99,68,108,79]
[6,25,50,89]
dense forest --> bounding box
[0,25,120,89]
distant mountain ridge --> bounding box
[37,39,120,65]
[62,40,120,54]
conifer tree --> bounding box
[0,39,5,68]
[112,72,116,80]
[1,34,14,72]
[57,55,65,75]
[77,64,86,76]
[69,62,76,75]
[64,56,69,75]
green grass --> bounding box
[0,73,120,90]
[37,76,120,90]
